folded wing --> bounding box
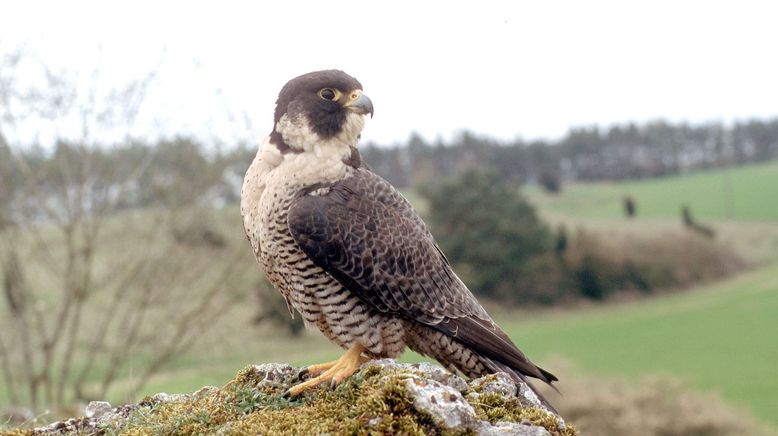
[287,168,557,384]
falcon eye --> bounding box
[318,88,338,101]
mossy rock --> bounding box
[15,360,576,436]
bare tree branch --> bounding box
[73,257,145,398]
[130,249,245,396]
[0,47,257,416]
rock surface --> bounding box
[13,360,575,435]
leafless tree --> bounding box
[0,48,252,412]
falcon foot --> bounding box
[286,343,368,397]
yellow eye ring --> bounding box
[318,88,340,101]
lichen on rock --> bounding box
[17,360,576,436]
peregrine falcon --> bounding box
[241,70,557,409]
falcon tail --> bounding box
[485,357,560,414]
[405,323,559,414]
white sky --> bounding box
[2,0,778,147]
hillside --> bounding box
[528,158,778,221]
[3,161,776,433]
[517,160,778,426]
[109,224,777,429]
[503,263,778,426]
[108,163,778,429]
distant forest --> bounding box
[361,118,778,188]
[3,118,778,216]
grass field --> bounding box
[97,160,778,429]
[516,160,778,425]
[501,263,778,426]
[527,158,778,221]
[4,159,777,431]
[125,258,777,426]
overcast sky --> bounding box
[2,0,778,147]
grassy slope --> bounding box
[130,161,778,427]
[131,262,778,426]
[6,160,776,429]
[528,158,778,221]
[503,264,778,426]
[517,159,778,425]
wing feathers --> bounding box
[435,316,557,384]
[288,168,556,384]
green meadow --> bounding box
[115,160,778,428]
[528,158,778,221]
[4,159,777,430]
[503,263,778,425]
[126,257,777,426]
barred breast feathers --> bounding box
[241,136,282,256]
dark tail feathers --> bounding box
[483,357,559,415]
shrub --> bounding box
[536,368,772,436]
[420,171,746,306]
[539,170,563,193]
[561,229,746,301]
[623,195,637,218]
[419,170,552,301]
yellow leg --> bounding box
[287,343,368,396]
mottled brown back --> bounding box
[287,168,557,385]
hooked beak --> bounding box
[344,91,374,118]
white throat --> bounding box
[276,112,365,154]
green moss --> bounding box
[469,391,577,436]
[7,364,576,435]
[96,364,454,436]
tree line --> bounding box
[4,116,777,218]
[362,118,778,189]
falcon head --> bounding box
[273,70,373,152]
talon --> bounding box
[302,359,340,378]
[295,368,310,381]
[285,344,367,396]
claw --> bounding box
[285,344,369,397]
[301,359,340,378]
[294,367,310,381]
